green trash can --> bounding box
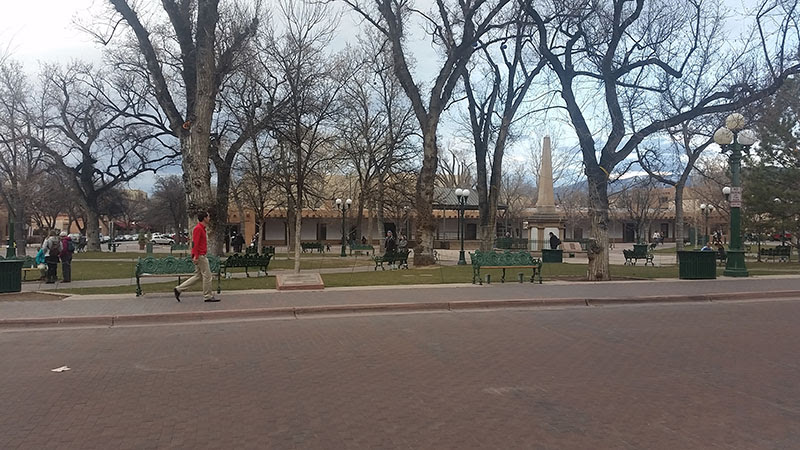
[542,249,563,263]
[146,243,154,255]
[677,251,717,279]
[0,259,24,293]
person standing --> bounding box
[232,233,245,253]
[59,232,75,283]
[549,232,561,250]
[43,231,62,284]
[385,230,397,254]
[385,230,397,270]
[174,212,218,302]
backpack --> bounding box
[49,240,61,258]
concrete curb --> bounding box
[3,290,800,329]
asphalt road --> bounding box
[2,298,799,449]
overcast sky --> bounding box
[1,0,764,193]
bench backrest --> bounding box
[136,255,221,275]
[244,245,275,256]
[2,255,36,268]
[223,253,271,267]
[469,250,540,267]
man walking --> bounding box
[174,212,218,302]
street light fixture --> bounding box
[455,188,469,265]
[714,112,754,277]
[335,198,352,257]
[700,203,712,246]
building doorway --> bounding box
[465,223,477,240]
[660,223,669,240]
[623,223,636,243]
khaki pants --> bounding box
[176,255,213,299]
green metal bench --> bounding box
[135,255,221,297]
[623,248,654,266]
[470,250,542,285]
[301,242,324,253]
[349,244,375,255]
[759,246,791,262]
[223,253,272,278]
[373,249,410,270]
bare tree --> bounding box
[34,63,174,251]
[234,136,282,254]
[610,178,670,244]
[498,161,536,236]
[271,0,349,272]
[437,146,476,188]
[146,175,188,234]
[461,4,547,250]
[105,0,262,251]
[522,0,800,280]
[339,0,514,265]
[336,38,418,244]
[0,59,45,254]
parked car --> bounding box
[151,233,175,245]
[771,232,793,241]
[99,234,110,243]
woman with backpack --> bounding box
[59,232,75,283]
[43,230,62,284]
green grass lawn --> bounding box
[46,259,800,296]
[73,251,145,260]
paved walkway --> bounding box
[2,275,799,327]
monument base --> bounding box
[276,273,325,291]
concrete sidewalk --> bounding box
[2,275,800,328]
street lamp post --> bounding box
[714,113,756,277]
[335,198,352,257]
[700,203,712,246]
[455,188,469,265]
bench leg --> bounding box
[217,272,221,294]
[501,268,506,283]
[136,276,142,297]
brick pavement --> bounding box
[2,300,800,448]
[1,276,800,325]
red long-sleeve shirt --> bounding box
[191,222,207,259]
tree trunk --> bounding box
[413,132,438,266]
[356,191,365,240]
[258,220,265,255]
[674,185,685,251]
[180,132,214,248]
[86,208,101,252]
[210,163,232,256]
[286,198,296,249]
[12,204,27,256]
[586,172,610,281]
[366,203,374,245]
[376,200,385,253]
[293,202,302,273]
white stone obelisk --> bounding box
[535,136,556,214]
[528,135,563,250]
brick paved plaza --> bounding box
[2,297,800,449]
